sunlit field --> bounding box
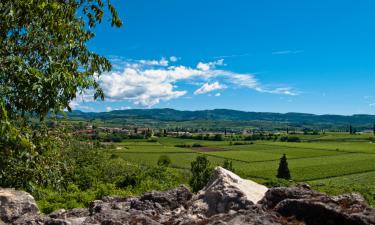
[106,134,375,206]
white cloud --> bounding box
[68,100,95,111]
[369,103,375,107]
[106,106,112,112]
[265,87,299,96]
[215,93,221,97]
[139,57,169,66]
[272,50,303,55]
[169,56,178,62]
[72,57,299,107]
[194,82,226,95]
[196,62,210,71]
[213,53,250,59]
[119,106,131,110]
[99,66,191,107]
[196,59,225,71]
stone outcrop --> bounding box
[0,188,40,223]
[189,166,268,217]
[1,167,374,225]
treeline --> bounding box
[178,133,301,142]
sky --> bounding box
[71,0,375,115]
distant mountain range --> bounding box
[67,108,375,127]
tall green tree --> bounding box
[222,159,234,173]
[0,0,122,189]
[190,156,213,193]
[277,154,291,180]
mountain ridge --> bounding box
[66,108,375,126]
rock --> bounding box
[260,186,322,209]
[262,186,375,225]
[1,168,374,225]
[0,188,40,223]
[190,167,268,216]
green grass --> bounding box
[233,153,375,181]
[108,136,375,206]
[111,145,194,153]
[110,150,225,169]
[215,143,345,160]
[158,137,231,147]
[309,171,375,206]
[256,141,375,154]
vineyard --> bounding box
[107,134,375,206]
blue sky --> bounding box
[72,0,375,115]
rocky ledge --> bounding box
[1,167,374,225]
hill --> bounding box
[64,109,375,131]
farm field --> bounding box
[109,135,375,206]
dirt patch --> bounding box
[193,147,226,152]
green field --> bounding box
[107,135,375,206]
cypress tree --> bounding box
[277,154,291,179]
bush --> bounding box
[157,155,172,167]
[233,142,245,145]
[192,143,203,147]
[280,136,301,142]
[116,174,138,188]
[222,159,235,172]
[175,144,191,148]
[147,137,158,142]
[190,156,213,193]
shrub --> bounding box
[190,156,213,193]
[157,155,172,167]
[233,142,245,145]
[116,174,139,188]
[147,137,158,142]
[175,144,191,148]
[280,136,301,142]
[222,159,235,172]
[192,143,203,147]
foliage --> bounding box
[189,155,213,193]
[157,155,171,167]
[280,136,301,142]
[222,159,235,172]
[0,0,122,191]
[277,154,291,180]
[33,140,186,214]
[0,0,121,116]
[0,106,71,191]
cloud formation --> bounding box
[71,57,298,108]
[194,82,226,95]
[272,50,303,55]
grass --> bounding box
[310,171,375,206]
[256,141,375,154]
[108,135,375,206]
[233,153,375,181]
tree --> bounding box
[0,0,122,189]
[277,154,291,180]
[1,0,122,116]
[373,124,375,136]
[349,125,353,134]
[222,159,234,172]
[157,155,171,167]
[190,156,213,193]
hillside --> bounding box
[65,108,375,130]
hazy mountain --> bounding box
[67,108,375,126]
